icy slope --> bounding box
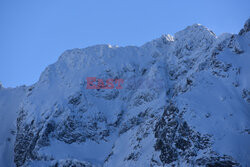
[0,18,249,167]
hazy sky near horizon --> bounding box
[0,0,249,87]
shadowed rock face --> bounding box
[0,18,249,167]
[154,104,239,166]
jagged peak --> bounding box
[239,17,250,35]
[175,23,216,41]
[170,23,217,53]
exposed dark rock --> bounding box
[154,103,238,166]
[51,159,92,167]
[239,18,250,35]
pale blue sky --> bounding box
[0,0,249,87]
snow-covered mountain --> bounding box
[0,18,250,167]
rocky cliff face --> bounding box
[1,18,250,167]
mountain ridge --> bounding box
[0,18,250,167]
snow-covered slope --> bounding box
[0,86,26,167]
[0,18,250,167]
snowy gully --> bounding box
[86,77,124,89]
